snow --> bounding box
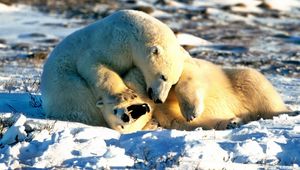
[263,0,300,11]
[0,114,132,169]
[0,1,300,169]
[192,0,300,12]
[176,33,211,47]
[0,114,27,146]
[0,3,21,12]
[0,3,82,47]
[0,113,300,169]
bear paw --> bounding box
[177,90,204,122]
[181,102,204,122]
[116,88,138,102]
[97,88,151,128]
[142,118,159,130]
[113,103,150,123]
[183,110,199,122]
[97,88,140,106]
[226,117,243,129]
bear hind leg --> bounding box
[42,74,106,126]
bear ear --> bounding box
[150,46,160,56]
[96,100,104,108]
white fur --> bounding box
[122,58,288,131]
[41,10,188,129]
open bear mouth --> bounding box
[127,103,150,119]
[115,103,151,123]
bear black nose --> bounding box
[147,88,153,100]
[121,114,130,123]
[154,99,162,104]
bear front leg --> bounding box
[77,62,137,105]
[175,83,205,121]
[93,67,153,133]
[174,61,206,121]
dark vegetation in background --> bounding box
[0,0,299,77]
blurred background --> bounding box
[0,0,299,110]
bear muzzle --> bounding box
[147,88,163,103]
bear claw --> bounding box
[116,88,139,102]
[186,115,195,122]
[183,109,202,122]
[226,117,243,129]
[184,113,197,122]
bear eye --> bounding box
[160,75,167,81]
[150,46,159,55]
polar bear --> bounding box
[114,58,288,131]
[41,10,189,128]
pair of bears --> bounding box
[41,10,288,133]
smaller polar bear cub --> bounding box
[118,58,289,131]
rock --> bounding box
[0,114,27,146]
[18,33,46,39]
[36,38,59,44]
[130,5,155,14]
[11,43,31,51]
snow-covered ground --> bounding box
[0,1,300,169]
[1,111,300,169]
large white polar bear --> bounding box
[41,10,189,128]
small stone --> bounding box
[131,5,155,14]
[11,43,31,50]
[37,38,60,44]
[18,33,46,39]
[0,38,7,44]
